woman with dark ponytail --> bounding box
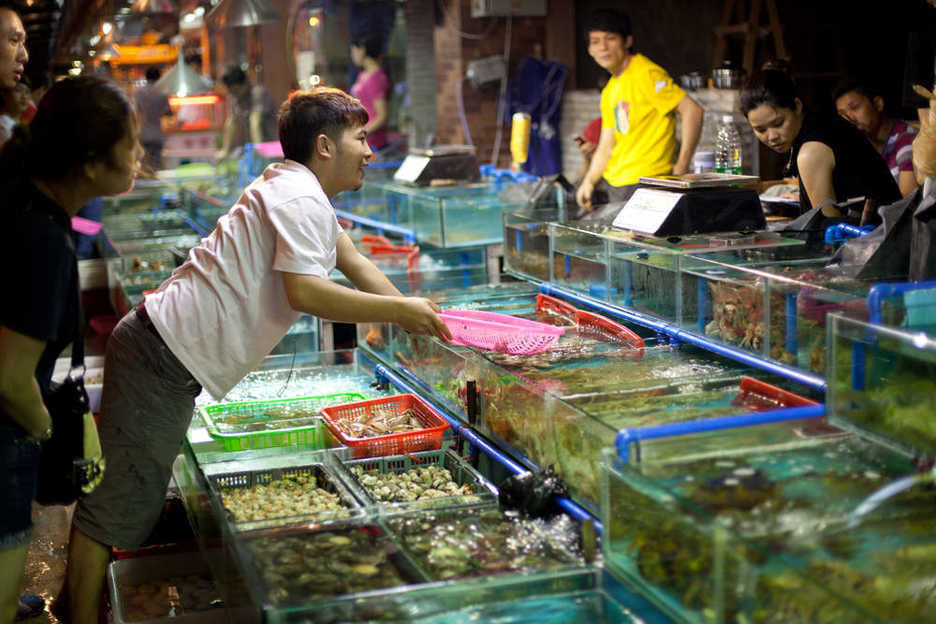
[741,67,900,222]
[0,75,141,623]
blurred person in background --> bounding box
[0,78,29,143]
[834,78,920,197]
[350,32,389,151]
[20,72,48,123]
[214,64,277,162]
[134,67,172,172]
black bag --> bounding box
[35,244,105,505]
[909,190,936,281]
[36,364,105,505]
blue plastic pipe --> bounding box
[374,363,603,533]
[824,222,875,245]
[615,404,824,463]
[785,291,798,357]
[540,283,827,391]
[853,280,936,389]
[867,280,936,325]
[334,209,418,243]
[697,276,707,333]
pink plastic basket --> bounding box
[439,309,565,355]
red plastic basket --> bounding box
[536,293,578,319]
[319,394,450,458]
[732,376,820,411]
[536,294,645,355]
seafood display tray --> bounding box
[233,521,428,621]
[320,394,451,458]
[206,459,366,532]
[383,504,586,583]
[338,448,499,516]
[108,550,239,624]
[198,393,366,451]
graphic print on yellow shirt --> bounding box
[600,54,686,186]
[615,101,630,135]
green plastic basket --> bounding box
[198,393,365,451]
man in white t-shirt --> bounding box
[60,87,452,624]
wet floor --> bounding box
[19,504,71,623]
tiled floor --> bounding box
[19,504,71,623]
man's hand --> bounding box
[576,179,595,211]
[396,298,452,341]
[672,161,690,176]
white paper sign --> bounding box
[393,155,431,183]
[611,188,683,234]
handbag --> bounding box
[35,242,106,505]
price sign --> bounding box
[611,188,683,234]
[393,155,431,183]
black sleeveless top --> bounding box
[789,112,901,215]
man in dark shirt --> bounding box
[134,67,172,171]
[214,65,277,162]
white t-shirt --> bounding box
[145,160,342,399]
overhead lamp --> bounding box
[154,52,212,97]
[206,0,281,28]
[129,0,177,14]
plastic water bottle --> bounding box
[714,114,742,174]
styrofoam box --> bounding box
[53,355,104,413]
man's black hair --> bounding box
[222,65,247,88]
[585,9,632,42]
[833,77,882,104]
[145,67,161,83]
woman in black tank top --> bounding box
[741,70,901,218]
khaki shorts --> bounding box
[74,309,201,550]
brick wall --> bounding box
[406,0,438,148]
[559,89,601,181]
[433,2,554,169]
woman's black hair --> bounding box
[740,69,799,116]
[351,33,384,60]
[0,75,135,195]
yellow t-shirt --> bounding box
[600,54,686,186]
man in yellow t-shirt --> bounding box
[576,9,703,213]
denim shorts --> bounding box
[0,419,40,550]
[74,309,201,550]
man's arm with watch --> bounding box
[0,326,53,442]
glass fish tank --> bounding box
[828,313,936,459]
[602,423,936,623]
[680,250,878,373]
[359,286,817,510]
[504,211,806,326]
[336,179,561,249]
[330,245,488,295]
[503,206,564,282]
